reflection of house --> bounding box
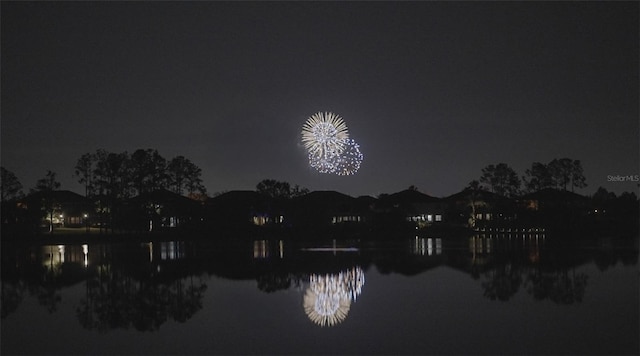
[41,244,90,269]
[126,189,203,231]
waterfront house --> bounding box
[379,189,445,229]
[22,190,93,230]
[289,191,367,229]
[126,189,203,231]
[206,190,285,228]
[444,188,516,229]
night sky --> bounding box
[2,1,638,198]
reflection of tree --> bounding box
[168,276,207,323]
[472,234,595,305]
[593,248,618,272]
[1,281,25,318]
[29,261,63,313]
[257,272,291,293]
[481,263,522,301]
[76,265,207,332]
[526,268,588,305]
[550,270,587,304]
[32,284,62,313]
[132,282,168,331]
[593,239,640,271]
[77,266,133,331]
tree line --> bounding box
[473,158,588,198]
[0,156,622,206]
[74,148,206,199]
[255,179,309,199]
[1,149,207,233]
[0,149,207,203]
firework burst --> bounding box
[301,112,349,156]
[334,139,363,176]
[308,149,338,173]
[301,112,363,175]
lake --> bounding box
[1,232,638,355]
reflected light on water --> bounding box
[303,266,365,327]
[58,245,65,264]
[160,241,185,260]
[2,234,637,354]
[253,240,285,259]
[469,232,546,266]
[82,244,88,267]
[412,237,442,256]
[254,240,269,259]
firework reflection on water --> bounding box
[303,266,365,327]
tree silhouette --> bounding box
[93,150,131,232]
[547,158,568,190]
[167,156,206,196]
[94,150,131,199]
[593,186,616,201]
[256,179,309,199]
[479,163,521,197]
[34,170,61,192]
[570,159,587,192]
[290,184,310,198]
[130,149,167,195]
[256,179,287,199]
[465,180,486,228]
[32,170,61,234]
[74,153,95,198]
[546,158,587,192]
[523,162,554,193]
[1,166,23,202]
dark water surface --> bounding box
[2,233,638,355]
